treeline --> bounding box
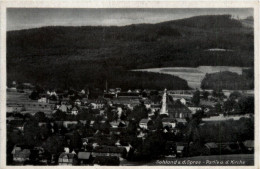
[7,59,189,90]
[201,70,254,90]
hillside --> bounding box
[7,15,254,90]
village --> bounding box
[6,81,254,166]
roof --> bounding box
[175,118,187,123]
[117,92,140,97]
[205,142,218,149]
[71,107,78,111]
[130,99,141,104]
[95,97,107,104]
[162,118,176,123]
[62,98,70,101]
[177,146,185,151]
[243,140,254,148]
[139,119,149,124]
[81,98,88,102]
[110,121,120,127]
[13,148,31,158]
[59,152,76,159]
[78,152,91,160]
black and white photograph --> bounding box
[1,3,258,167]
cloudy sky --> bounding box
[7,8,253,31]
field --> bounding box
[133,66,248,89]
[7,91,30,103]
[121,154,254,166]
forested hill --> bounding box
[7,15,254,90]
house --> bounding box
[176,146,185,157]
[63,121,78,128]
[90,97,107,109]
[71,107,79,115]
[162,118,176,128]
[175,118,187,125]
[49,91,57,96]
[108,89,116,94]
[204,142,219,155]
[38,96,48,103]
[139,119,150,129]
[58,152,78,166]
[61,98,70,105]
[92,146,127,158]
[168,107,192,119]
[74,99,81,106]
[188,106,202,114]
[80,89,86,95]
[115,88,121,93]
[78,152,92,165]
[81,98,88,105]
[176,143,188,157]
[116,92,140,99]
[129,99,141,110]
[12,145,31,162]
[59,104,68,113]
[180,98,186,105]
[200,99,216,107]
[143,100,151,109]
[137,130,147,138]
[150,104,161,113]
[168,100,192,119]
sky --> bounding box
[7,8,253,31]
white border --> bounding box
[0,1,259,169]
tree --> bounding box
[29,91,39,100]
[129,104,148,122]
[34,111,46,122]
[215,102,222,113]
[238,96,254,114]
[127,120,138,135]
[70,130,82,150]
[154,117,163,130]
[100,120,111,134]
[53,109,67,121]
[105,106,114,121]
[186,110,204,155]
[202,91,209,100]
[23,119,40,146]
[43,134,64,155]
[147,120,154,130]
[223,99,236,114]
[212,89,225,99]
[192,90,200,106]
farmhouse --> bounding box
[58,152,77,166]
[12,145,31,162]
[71,107,79,115]
[188,106,202,114]
[92,146,126,158]
[139,119,150,129]
[162,118,176,128]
